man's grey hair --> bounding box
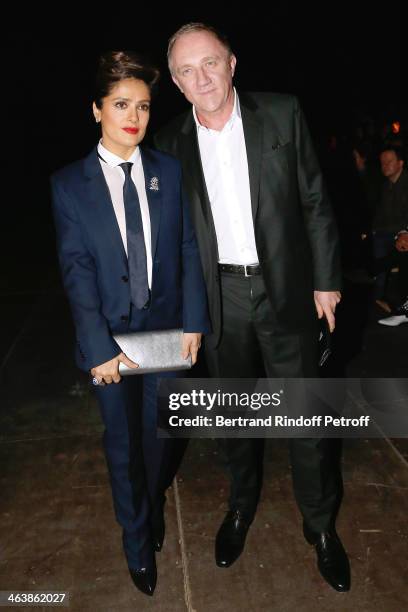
[167,22,233,74]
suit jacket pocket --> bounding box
[262,141,292,160]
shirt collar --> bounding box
[193,88,241,133]
[97,140,141,167]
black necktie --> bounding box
[119,162,150,309]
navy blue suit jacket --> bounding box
[51,146,210,372]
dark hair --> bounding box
[379,144,406,163]
[167,22,232,73]
[94,51,160,109]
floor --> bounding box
[1,272,408,611]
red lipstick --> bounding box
[122,127,139,134]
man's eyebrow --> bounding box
[177,55,221,70]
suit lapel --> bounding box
[140,147,162,260]
[179,112,213,225]
[83,148,127,267]
[239,94,263,221]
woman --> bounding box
[51,51,209,596]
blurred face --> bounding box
[170,30,236,125]
[380,150,404,181]
[353,150,366,172]
[93,78,150,159]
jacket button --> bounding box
[121,275,128,282]
[120,315,129,321]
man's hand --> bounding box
[182,333,202,365]
[314,290,341,333]
[396,232,408,252]
[91,352,138,384]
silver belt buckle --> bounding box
[244,265,250,277]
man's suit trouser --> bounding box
[373,249,408,302]
[372,230,396,299]
[205,271,341,533]
[95,370,178,568]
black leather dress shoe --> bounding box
[152,506,165,552]
[215,510,252,568]
[129,563,157,596]
[304,524,350,592]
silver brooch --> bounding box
[149,177,159,191]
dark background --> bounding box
[1,5,406,295]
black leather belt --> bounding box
[218,263,261,276]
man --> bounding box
[371,146,408,312]
[155,23,349,591]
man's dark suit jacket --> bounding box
[155,92,341,347]
[51,146,210,371]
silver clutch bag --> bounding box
[113,328,191,375]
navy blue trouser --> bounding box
[95,369,178,569]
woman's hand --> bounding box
[91,352,138,384]
[182,333,202,365]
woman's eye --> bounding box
[138,104,150,112]
[115,101,127,109]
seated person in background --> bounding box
[371,146,408,313]
[377,229,408,326]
